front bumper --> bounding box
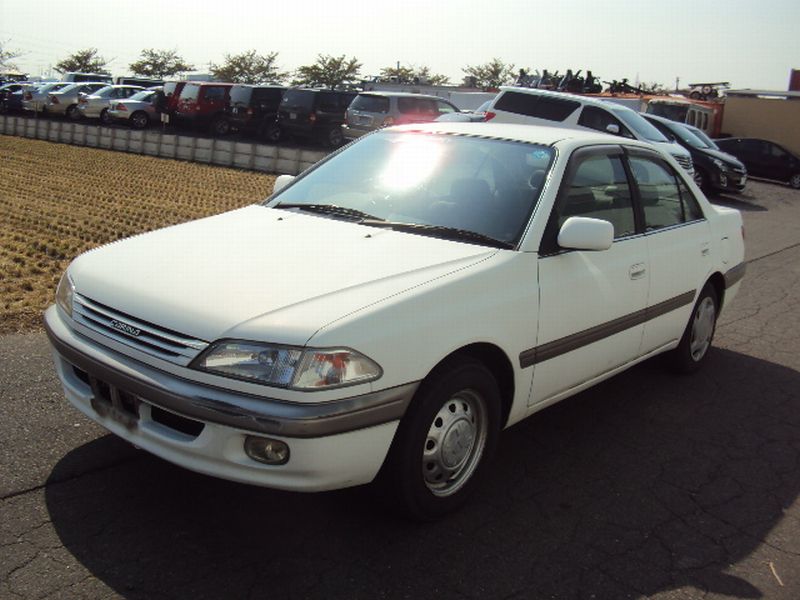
[45,305,415,491]
[712,169,747,192]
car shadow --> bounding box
[45,348,799,599]
[710,192,768,212]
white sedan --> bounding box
[45,123,745,519]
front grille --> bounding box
[73,294,208,365]
[672,154,694,171]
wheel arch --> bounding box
[418,342,515,429]
[706,271,726,309]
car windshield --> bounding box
[128,90,154,102]
[687,126,719,150]
[611,108,669,142]
[665,121,712,149]
[267,131,555,247]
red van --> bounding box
[174,82,233,133]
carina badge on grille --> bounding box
[110,319,142,337]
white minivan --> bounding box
[486,87,694,173]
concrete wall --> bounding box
[722,96,800,155]
[0,115,328,175]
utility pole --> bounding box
[675,76,680,92]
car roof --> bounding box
[388,121,657,150]
[358,91,450,100]
[497,86,640,113]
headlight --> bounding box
[55,271,75,318]
[191,341,382,390]
[712,158,729,172]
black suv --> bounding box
[267,88,357,147]
[715,138,800,189]
[223,85,286,138]
[643,114,747,194]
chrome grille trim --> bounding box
[671,154,694,171]
[73,294,209,363]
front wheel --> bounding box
[130,111,149,130]
[325,126,344,148]
[264,124,282,143]
[789,174,800,189]
[379,357,501,520]
[670,284,718,373]
[66,104,80,120]
[100,108,112,125]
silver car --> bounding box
[47,82,111,119]
[108,88,162,129]
[23,82,71,114]
[342,92,459,141]
[78,85,145,124]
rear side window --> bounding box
[202,86,227,102]
[351,94,390,113]
[282,90,314,110]
[494,91,580,122]
[629,156,703,229]
[252,87,284,108]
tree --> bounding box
[0,40,22,71]
[462,58,516,89]
[209,50,287,84]
[55,48,110,74]
[379,64,450,86]
[129,49,193,79]
[293,54,362,89]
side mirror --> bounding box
[605,123,620,135]
[558,217,614,251]
[272,174,295,195]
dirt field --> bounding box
[0,135,275,333]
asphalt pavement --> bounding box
[1,181,799,600]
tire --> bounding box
[325,126,344,148]
[100,108,112,125]
[66,105,80,120]
[789,174,800,189]
[379,357,501,520]
[264,124,282,144]
[670,284,719,373]
[210,117,230,136]
[130,111,149,130]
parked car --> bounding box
[485,87,695,174]
[61,72,113,84]
[47,82,109,119]
[268,88,357,147]
[108,88,163,129]
[46,122,745,520]
[342,92,459,140]
[435,100,493,123]
[174,82,233,133]
[0,82,32,113]
[77,85,145,123]
[714,138,800,189]
[642,114,747,194]
[22,82,71,114]
[223,84,286,137]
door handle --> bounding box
[629,263,646,280]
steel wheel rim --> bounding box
[422,388,488,497]
[790,174,800,189]
[132,113,147,128]
[690,296,716,361]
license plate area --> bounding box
[89,376,140,429]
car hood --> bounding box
[700,147,746,170]
[69,205,496,344]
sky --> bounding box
[1,0,798,90]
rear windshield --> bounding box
[351,94,390,113]
[282,89,315,110]
[494,91,580,122]
[180,84,200,101]
[230,85,253,105]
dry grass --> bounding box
[0,135,275,333]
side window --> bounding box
[203,87,226,102]
[629,156,703,229]
[578,107,634,139]
[556,154,636,239]
[493,91,580,122]
[769,144,788,159]
[436,100,456,115]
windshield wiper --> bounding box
[361,220,514,249]
[276,203,382,222]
